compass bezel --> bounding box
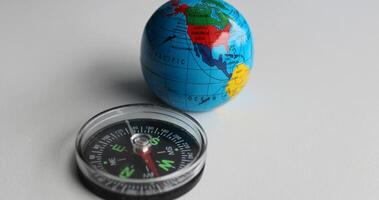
[75,104,207,196]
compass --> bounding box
[75,104,207,200]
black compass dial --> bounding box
[83,119,200,180]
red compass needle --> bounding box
[138,150,160,177]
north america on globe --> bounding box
[141,0,254,112]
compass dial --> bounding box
[84,119,200,179]
[75,104,207,200]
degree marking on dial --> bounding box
[110,133,117,139]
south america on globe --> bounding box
[141,0,254,112]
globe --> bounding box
[141,0,254,112]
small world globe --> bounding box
[141,0,254,112]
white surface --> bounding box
[1,0,379,199]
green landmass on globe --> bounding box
[141,0,254,112]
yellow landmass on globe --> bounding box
[226,63,250,97]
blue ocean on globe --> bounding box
[141,0,254,112]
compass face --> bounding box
[76,104,207,199]
[83,119,200,180]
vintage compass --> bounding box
[75,104,207,200]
